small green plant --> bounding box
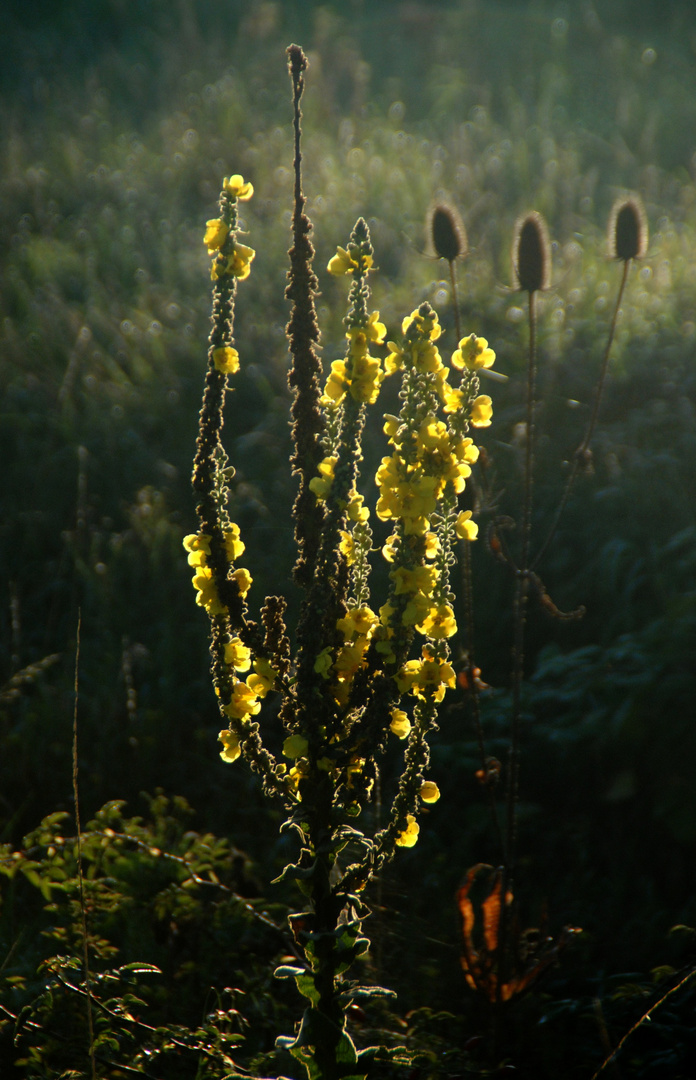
[186,45,497,1080]
[0,795,289,1077]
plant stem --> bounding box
[532,257,630,570]
[501,287,537,994]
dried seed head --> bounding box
[427,203,467,263]
[513,211,551,293]
[608,196,647,261]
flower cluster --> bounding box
[374,308,496,665]
[204,174,256,282]
[217,644,276,764]
[314,604,380,707]
[184,527,252,618]
[321,312,387,408]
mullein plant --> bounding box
[186,45,496,1080]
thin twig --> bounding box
[590,966,696,1080]
[71,609,96,1080]
[532,258,630,570]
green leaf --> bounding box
[274,964,307,980]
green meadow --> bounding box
[2,1,696,1076]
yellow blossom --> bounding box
[336,606,378,639]
[192,565,225,615]
[382,533,399,563]
[401,308,442,341]
[420,781,440,804]
[384,343,404,375]
[223,680,261,719]
[223,173,254,200]
[451,334,496,371]
[366,310,387,343]
[470,394,493,428]
[402,591,433,628]
[218,729,241,764]
[424,532,440,559]
[232,567,252,598]
[211,242,255,281]
[283,735,309,759]
[225,524,245,562]
[213,346,240,374]
[389,708,411,739]
[346,490,369,523]
[456,510,478,541]
[314,647,333,678]
[391,565,437,598]
[395,814,420,848]
[183,532,211,566]
[339,531,355,564]
[327,244,374,275]
[204,218,228,254]
[309,455,338,500]
[416,603,458,639]
[224,637,252,672]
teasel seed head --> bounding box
[427,202,467,263]
[608,195,647,261]
[513,210,551,293]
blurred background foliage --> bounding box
[2,0,696,1075]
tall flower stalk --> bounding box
[185,45,498,1080]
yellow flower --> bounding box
[339,531,355,564]
[192,565,225,615]
[402,592,433,628]
[336,606,378,640]
[349,352,383,404]
[283,735,309,759]
[456,510,478,541]
[391,565,437,598]
[314,647,333,678]
[424,532,440,559]
[183,532,211,566]
[229,243,256,279]
[346,490,369,523]
[232,567,252,598]
[402,308,442,342]
[382,532,399,563]
[366,310,387,344]
[223,680,261,719]
[246,668,272,698]
[327,246,357,275]
[223,173,254,200]
[414,653,456,703]
[420,780,440,804]
[451,334,496,371]
[225,524,245,562]
[335,640,368,678]
[384,343,405,375]
[327,245,374,276]
[309,454,338,500]
[389,708,411,739]
[218,729,241,764]
[213,346,240,374]
[394,659,422,695]
[204,218,229,254]
[470,394,493,428]
[395,814,420,848]
[224,637,252,672]
[416,603,458,640]
[211,242,256,281]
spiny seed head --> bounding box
[608,195,647,261]
[513,211,551,293]
[427,203,467,263]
